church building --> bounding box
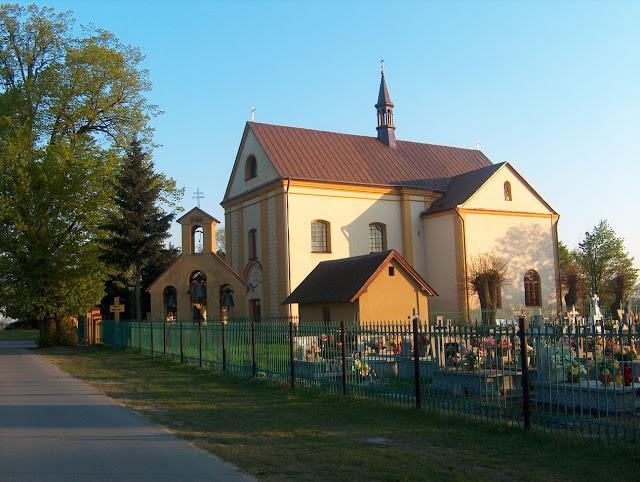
[147,207,251,321]
[221,70,561,321]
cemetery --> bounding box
[100,292,640,446]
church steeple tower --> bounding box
[375,63,396,147]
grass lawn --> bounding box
[0,329,39,341]
[43,345,639,481]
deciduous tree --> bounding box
[0,5,156,338]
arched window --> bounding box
[192,225,204,254]
[189,271,207,321]
[248,228,258,260]
[311,220,330,253]
[163,286,177,322]
[245,155,257,180]
[369,222,387,253]
[524,270,541,307]
[504,181,512,201]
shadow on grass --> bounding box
[42,345,640,482]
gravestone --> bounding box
[109,296,125,322]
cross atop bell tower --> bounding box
[375,60,396,147]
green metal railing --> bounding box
[101,315,640,446]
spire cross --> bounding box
[250,105,256,121]
[193,188,205,208]
[380,58,384,74]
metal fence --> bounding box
[101,316,640,445]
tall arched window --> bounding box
[524,270,541,307]
[245,155,257,180]
[192,225,204,254]
[248,228,258,259]
[504,181,512,201]
[311,220,330,253]
[163,286,177,321]
[369,222,387,253]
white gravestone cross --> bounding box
[109,296,125,322]
[568,305,580,324]
[590,294,603,323]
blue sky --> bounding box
[34,0,640,262]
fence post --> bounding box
[412,317,422,409]
[138,320,142,352]
[221,321,227,372]
[340,320,347,396]
[163,320,167,358]
[289,320,296,388]
[150,321,154,357]
[180,320,184,364]
[518,315,531,430]
[251,319,257,377]
[121,321,124,348]
[199,321,203,368]
[129,321,132,351]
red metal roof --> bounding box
[248,122,493,192]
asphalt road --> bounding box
[0,341,252,482]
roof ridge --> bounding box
[249,121,488,153]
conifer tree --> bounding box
[101,139,180,321]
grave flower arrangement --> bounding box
[465,347,485,370]
[614,345,637,362]
[368,337,385,355]
[389,336,402,355]
[496,337,513,356]
[548,346,585,383]
[302,342,322,361]
[352,358,375,380]
[567,359,587,383]
[590,353,619,385]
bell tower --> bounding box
[177,207,220,255]
[375,63,396,147]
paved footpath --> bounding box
[0,341,252,482]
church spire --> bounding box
[375,61,396,147]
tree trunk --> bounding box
[38,319,53,338]
[478,280,494,325]
[54,317,62,336]
[135,265,142,322]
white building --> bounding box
[221,71,560,320]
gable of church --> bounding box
[223,126,282,202]
[461,164,556,215]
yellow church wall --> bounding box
[464,164,555,214]
[358,259,429,323]
[225,187,287,316]
[463,213,558,315]
[286,185,406,303]
[148,253,250,321]
[422,212,460,313]
[226,129,281,200]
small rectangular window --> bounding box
[388,266,395,276]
